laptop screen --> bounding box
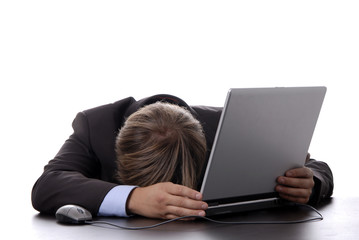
[200,87,326,203]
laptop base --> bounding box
[205,197,282,217]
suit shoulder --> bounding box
[83,97,135,117]
[192,105,223,132]
[77,97,136,142]
[192,105,223,118]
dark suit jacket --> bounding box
[31,94,334,215]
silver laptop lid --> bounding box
[200,87,326,202]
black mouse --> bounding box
[55,204,93,224]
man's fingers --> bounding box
[277,175,314,189]
[166,183,203,200]
[285,167,313,178]
[278,192,310,204]
[158,183,208,219]
[276,184,312,198]
[165,183,208,209]
[167,194,208,211]
[275,167,315,204]
[165,206,206,219]
[277,167,314,189]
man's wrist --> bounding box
[125,187,138,216]
[98,185,137,217]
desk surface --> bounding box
[13,197,358,240]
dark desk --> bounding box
[27,197,358,240]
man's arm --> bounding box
[305,157,334,204]
[32,110,207,219]
[275,154,334,205]
[31,112,118,215]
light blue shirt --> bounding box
[98,185,137,217]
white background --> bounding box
[0,1,358,220]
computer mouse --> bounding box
[55,204,93,224]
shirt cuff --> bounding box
[98,185,137,217]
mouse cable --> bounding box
[84,204,323,230]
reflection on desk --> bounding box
[29,197,358,240]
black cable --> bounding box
[85,204,323,230]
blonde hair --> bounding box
[115,102,207,189]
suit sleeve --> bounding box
[31,112,118,215]
[305,158,334,205]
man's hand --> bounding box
[275,167,315,204]
[127,182,208,219]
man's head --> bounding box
[115,102,207,190]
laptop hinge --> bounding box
[208,197,280,209]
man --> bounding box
[31,94,334,220]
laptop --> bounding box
[200,87,326,216]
